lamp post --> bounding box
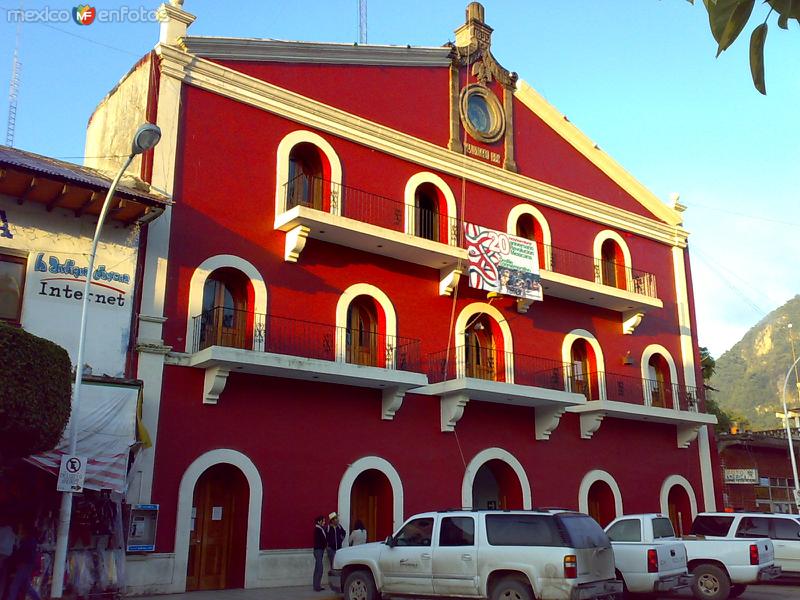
[782,355,800,514]
[50,124,161,598]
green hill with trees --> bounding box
[709,295,800,431]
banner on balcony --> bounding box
[463,223,542,301]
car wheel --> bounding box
[729,584,747,598]
[343,569,378,600]
[691,564,731,600]
[490,577,533,600]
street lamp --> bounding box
[50,124,161,598]
[782,354,800,514]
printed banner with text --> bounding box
[464,223,543,301]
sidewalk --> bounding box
[135,586,341,600]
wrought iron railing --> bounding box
[192,307,421,372]
[282,174,657,298]
[427,346,571,390]
[427,348,700,412]
[283,174,459,244]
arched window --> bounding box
[570,339,598,399]
[346,295,380,367]
[515,213,545,269]
[287,142,324,210]
[600,238,626,290]
[414,183,440,242]
[199,268,250,350]
[647,353,673,408]
[465,315,496,381]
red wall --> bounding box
[147,65,713,552]
[720,443,796,511]
[153,367,704,550]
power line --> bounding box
[691,246,769,318]
[688,201,800,228]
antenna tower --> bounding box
[358,0,367,44]
[6,4,23,147]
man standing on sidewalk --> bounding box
[326,512,346,568]
[312,515,327,592]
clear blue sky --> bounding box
[1,0,798,358]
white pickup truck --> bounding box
[613,513,780,600]
[604,513,691,595]
[330,509,622,600]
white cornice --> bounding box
[181,37,454,66]
[157,44,689,248]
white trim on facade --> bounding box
[275,129,343,216]
[461,447,533,510]
[334,283,398,366]
[157,46,688,248]
[578,469,623,517]
[337,456,405,536]
[403,171,458,245]
[672,246,716,510]
[454,302,514,382]
[640,344,680,409]
[561,329,606,400]
[173,449,264,592]
[593,229,633,288]
[184,254,269,353]
[506,203,553,270]
[659,474,699,525]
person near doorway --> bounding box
[312,515,327,592]
[5,523,41,600]
[348,519,367,546]
[326,512,346,566]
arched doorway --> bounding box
[414,182,441,242]
[570,338,598,400]
[587,480,616,527]
[346,295,381,367]
[471,459,523,510]
[199,268,251,350]
[464,315,498,381]
[647,353,673,408]
[287,142,325,210]
[186,464,249,591]
[350,469,393,543]
[668,484,693,536]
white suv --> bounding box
[693,512,800,577]
[330,509,622,600]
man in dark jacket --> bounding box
[312,515,327,591]
[326,512,346,567]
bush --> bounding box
[0,323,72,462]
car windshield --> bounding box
[652,518,676,539]
[690,515,734,537]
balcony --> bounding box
[275,175,661,315]
[182,307,427,419]
[565,371,717,448]
[274,174,466,294]
[537,244,662,321]
[413,347,586,439]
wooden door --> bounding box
[348,300,378,366]
[465,325,496,381]
[187,467,237,591]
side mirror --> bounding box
[385,535,395,547]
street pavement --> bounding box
[134,582,800,600]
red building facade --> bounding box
[84,3,721,593]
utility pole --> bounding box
[789,323,800,404]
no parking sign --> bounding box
[57,455,87,493]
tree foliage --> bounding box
[687,0,799,94]
[0,324,72,463]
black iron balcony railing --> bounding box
[192,306,422,372]
[284,174,459,244]
[428,347,701,412]
[282,174,657,299]
[427,346,571,390]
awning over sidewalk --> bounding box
[26,379,140,493]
